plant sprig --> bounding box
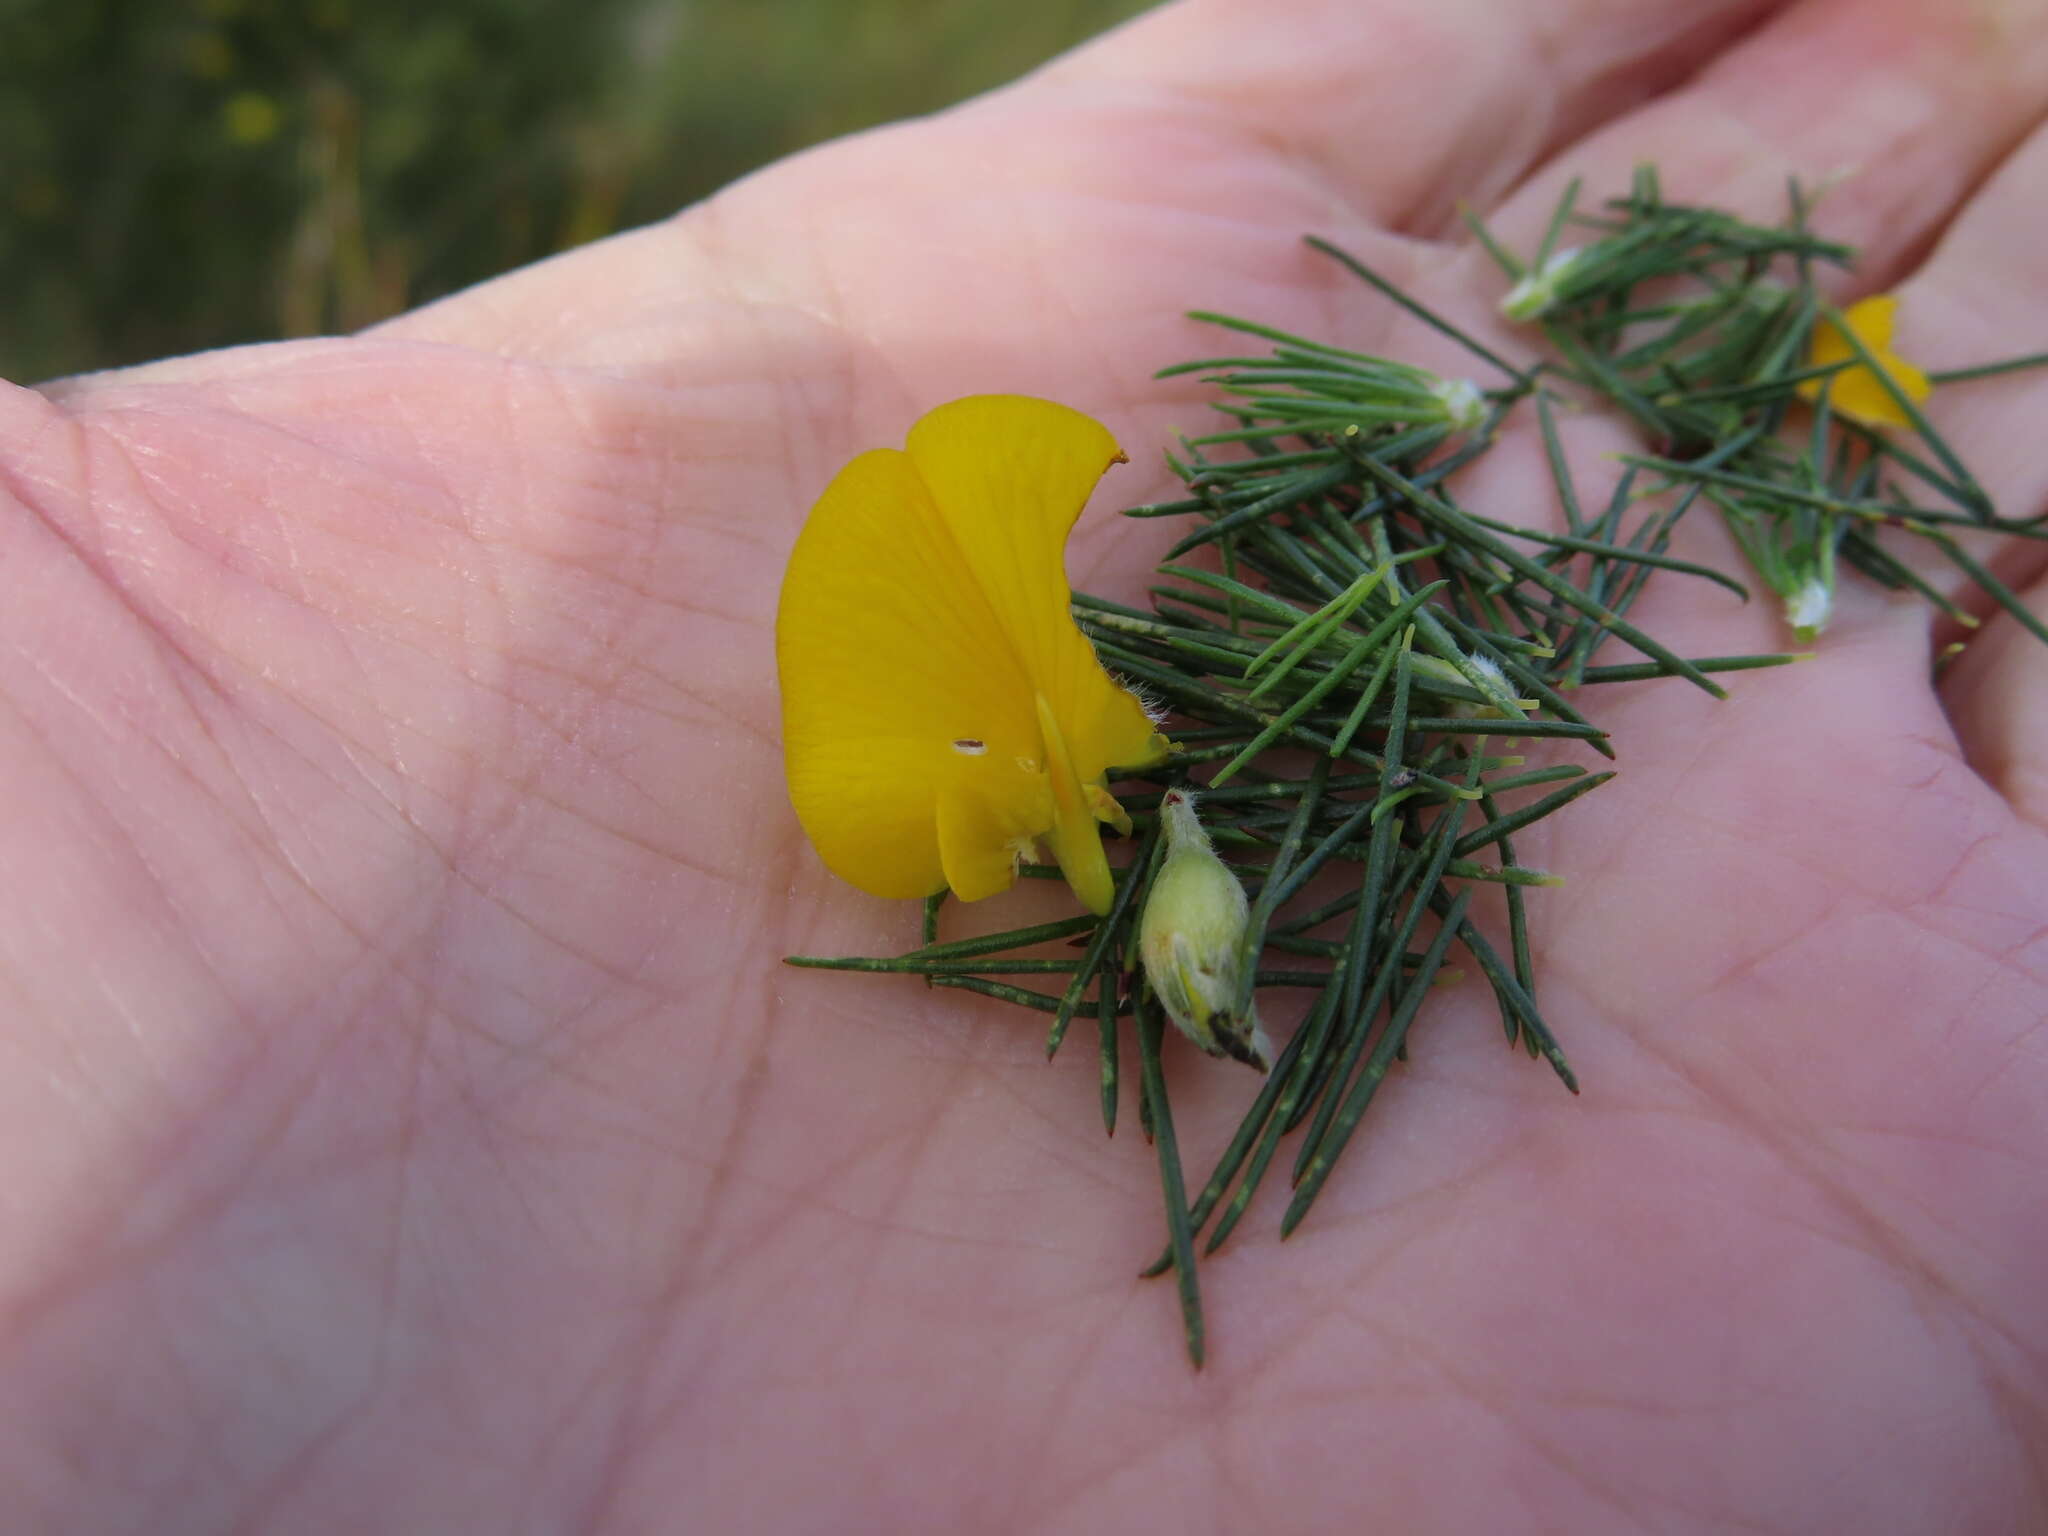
[1471,166,2048,641]
[788,168,2045,1366]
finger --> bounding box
[1049,0,1792,234]
[1896,113,2048,575]
[1941,573,2048,829]
[1485,0,2048,286]
[1907,117,2048,822]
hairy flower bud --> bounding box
[1500,246,1581,321]
[1139,792,1272,1071]
[1427,376,1487,433]
[1784,576,1832,642]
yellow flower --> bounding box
[1800,295,1930,431]
[777,395,1170,915]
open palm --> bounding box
[4,1,2045,1529]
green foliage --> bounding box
[0,0,1151,380]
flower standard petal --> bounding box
[777,394,1167,912]
[905,398,1170,785]
[778,443,1040,899]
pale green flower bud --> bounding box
[1784,576,1832,642]
[1501,246,1581,321]
[1428,376,1487,433]
[1140,791,1272,1071]
[1405,650,1526,718]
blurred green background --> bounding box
[1,0,1153,382]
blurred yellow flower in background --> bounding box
[777,395,1169,915]
[1801,294,1931,430]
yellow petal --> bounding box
[1801,295,1931,431]
[1037,692,1113,915]
[905,398,1168,785]
[938,757,1055,902]
[778,395,1167,908]
[778,445,1034,898]
[1085,782,1135,838]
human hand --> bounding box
[3,1,2044,1529]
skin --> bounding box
[2,0,2045,1528]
